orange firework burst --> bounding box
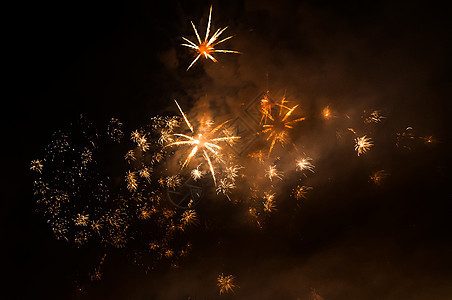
[181,6,240,71]
[166,100,239,184]
[217,273,237,294]
[260,95,305,156]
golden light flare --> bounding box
[166,100,240,185]
[260,95,305,156]
[181,6,240,71]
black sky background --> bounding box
[3,0,452,299]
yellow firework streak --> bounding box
[181,6,240,71]
[166,100,240,184]
[260,95,305,156]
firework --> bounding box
[363,110,385,124]
[369,170,390,185]
[126,171,138,191]
[260,95,305,156]
[107,118,124,142]
[190,166,204,181]
[216,178,236,196]
[217,273,237,294]
[293,185,313,200]
[296,157,315,173]
[30,159,44,173]
[180,209,199,227]
[165,100,239,184]
[263,192,277,213]
[322,106,333,120]
[181,6,240,70]
[265,165,283,181]
[420,135,435,144]
[225,164,242,180]
[354,135,373,156]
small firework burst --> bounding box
[126,171,138,191]
[181,209,199,227]
[260,94,305,156]
[216,178,236,196]
[107,118,124,142]
[138,167,152,183]
[217,273,237,295]
[137,135,150,152]
[30,159,44,173]
[191,167,204,181]
[181,6,240,70]
[225,165,242,181]
[296,157,315,173]
[130,130,141,143]
[162,175,182,190]
[322,106,333,120]
[293,185,313,200]
[420,135,435,144]
[124,150,136,162]
[263,192,277,213]
[354,135,373,156]
[248,150,266,164]
[364,110,385,124]
[369,170,390,185]
[265,165,283,181]
[74,213,90,227]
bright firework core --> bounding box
[166,100,239,185]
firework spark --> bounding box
[181,6,240,70]
[354,135,373,156]
[217,273,237,294]
[260,95,305,156]
[165,100,239,184]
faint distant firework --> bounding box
[30,115,197,277]
[369,170,390,185]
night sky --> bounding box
[4,0,451,299]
